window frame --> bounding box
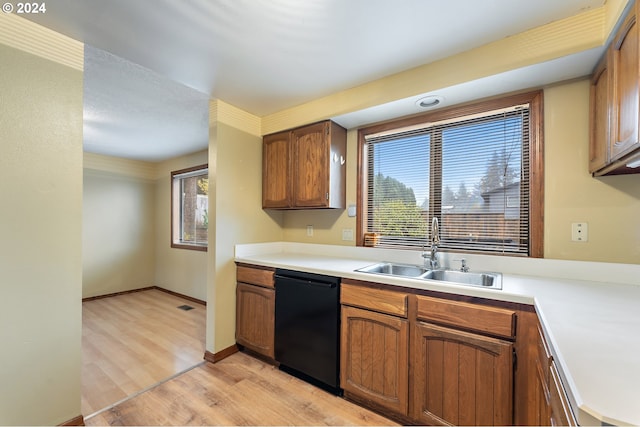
[356,91,544,257]
[171,164,209,252]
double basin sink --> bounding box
[356,262,502,290]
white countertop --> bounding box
[235,242,640,426]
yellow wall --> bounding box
[0,43,83,425]
[544,79,640,263]
[207,106,283,353]
[154,150,209,301]
[82,159,157,298]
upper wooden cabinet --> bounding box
[611,10,640,161]
[590,2,640,176]
[262,120,347,209]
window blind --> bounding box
[364,105,530,255]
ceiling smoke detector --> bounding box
[416,95,444,109]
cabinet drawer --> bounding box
[341,282,407,317]
[236,265,274,289]
[416,295,515,339]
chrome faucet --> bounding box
[429,217,440,269]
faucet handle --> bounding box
[454,258,469,272]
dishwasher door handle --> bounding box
[274,275,337,288]
[274,274,337,288]
[306,281,336,288]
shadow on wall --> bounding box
[596,174,640,200]
[283,209,345,231]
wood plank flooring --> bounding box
[86,351,397,426]
[82,289,206,416]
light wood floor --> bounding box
[82,289,206,416]
[86,351,397,426]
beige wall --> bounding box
[82,168,156,298]
[208,119,283,353]
[0,44,83,425]
[544,79,640,263]
[154,150,209,301]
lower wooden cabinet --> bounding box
[549,361,578,426]
[411,321,513,426]
[340,305,409,415]
[340,281,518,425]
[532,328,552,425]
[533,321,577,426]
[233,269,577,427]
[236,278,275,359]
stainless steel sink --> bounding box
[356,262,428,278]
[421,269,502,289]
[355,262,502,289]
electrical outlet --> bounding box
[306,225,313,237]
[342,228,354,241]
[571,222,588,242]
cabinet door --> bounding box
[611,11,640,161]
[341,305,409,415]
[411,322,513,426]
[236,282,275,358]
[262,131,291,208]
[589,52,611,173]
[549,362,577,426]
[292,122,329,207]
[532,326,551,426]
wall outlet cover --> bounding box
[571,222,588,242]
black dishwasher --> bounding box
[274,269,341,395]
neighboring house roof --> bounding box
[481,181,521,197]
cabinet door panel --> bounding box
[590,53,610,173]
[412,321,513,426]
[236,282,275,358]
[262,131,291,208]
[292,122,329,207]
[612,13,639,160]
[341,305,409,415]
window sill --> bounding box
[171,243,208,252]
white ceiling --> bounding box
[25,0,606,161]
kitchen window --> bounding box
[171,164,208,251]
[357,91,543,257]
